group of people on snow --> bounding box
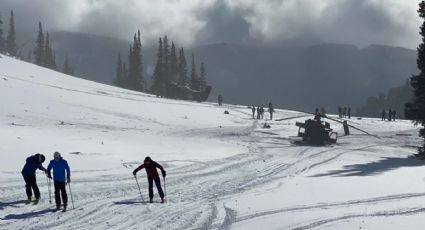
[22,152,70,211]
[338,107,351,119]
[21,153,166,212]
[381,109,397,121]
[252,102,274,120]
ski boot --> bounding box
[56,204,61,211]
[32,198,40,205]
[62,204,67,212]
[161,198,165,204]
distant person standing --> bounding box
[21,153,47,203]
[218,95,223,106]
[251,106,256,119]
[260,106,264,119]
[347,107,351,119]
[268,102,274,120]
[257,106,261,119]
[392,110,396,121]
[388,109,392,121]
[343,107,347,118]
[338,107,342,118]
[320,107,326,116]
[381,110,386,121]
[343,120,350,135]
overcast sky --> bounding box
[0,0,422,48]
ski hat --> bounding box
[144,156,152,163]
[53,152,61,160]
[38,154,45,163]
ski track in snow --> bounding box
[2,114,416,230]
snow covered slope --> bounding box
[0,54,424,230]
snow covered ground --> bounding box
[0,54,424,230]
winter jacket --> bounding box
[21,154,46,176]
[47,158,71,182]
[133,160,165,178]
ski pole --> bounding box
[68,183,75,209]
[163,176,167,202]
[134,175,144,202]
[46,175,52,204]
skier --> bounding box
[260,107,264,119]
[347,107,351,119]
[47,152,71,211]
[21,153,47,203]
[218,95,223,106]
[343,120,350,135]
[133,157,166,203]
[338,107,342,118]
[268,102,274,120]
[381,110,386,121]
[257,106,261,119]
[251,106,256,119]
[388,109,392,121]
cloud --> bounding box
[0,0,422,48]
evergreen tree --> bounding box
[113,53,123,87]
[199,62,207,90]
[62,55,73,75]
[151,37,164,94]
[190,52,200,90]
[44,32,57,69]
[34,22,45,66]
[6,10,16,56]
[0,14,4,53]
[178,48,188,86]
[127,31,144,91]
[406,1,425,159]
[163,35,170,85]
[169,42,179,83]
[26,50,32,62]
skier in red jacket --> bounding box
[133,157,166,203]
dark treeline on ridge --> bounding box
[357,81,413,119]
[0,9,74,75]
[114,33,210,101]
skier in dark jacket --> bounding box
[251,106,256,119]
[21,153,47,203]
[133,157,166,203]
[347,107,351,119]
[47,152,71,211]
[268,102,274,120]
[218,95,223,106]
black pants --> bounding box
[54,181,68,206]
[148,176,164,199]
[23,175,40,200]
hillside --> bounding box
[1,54,424,230]
[45,32,417,112]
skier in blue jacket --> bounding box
[47,152,71,211]
[21,153,47,203]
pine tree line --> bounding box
[0,10,17,56]
[113,30,144,91]
[150,35,208,97]
[33,22,57,70]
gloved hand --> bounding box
[162,170,166,178]
[133,170,137,176]
[67,177,71,184]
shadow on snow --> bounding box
[311,157,425,177]
[2,208,55,220]
[0,200,27,211]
